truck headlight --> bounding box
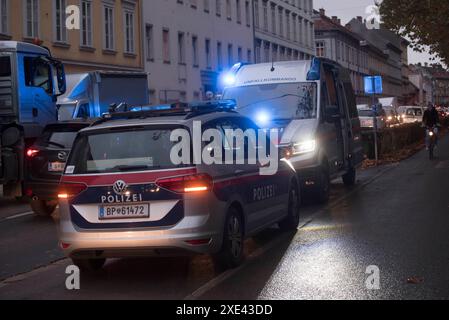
[293,140,317,155]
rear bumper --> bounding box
[58,199,226,258]
[23,180,59,200]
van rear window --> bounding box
[67,126,191,174]
[0,56,11,77]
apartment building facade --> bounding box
[313,9,369,103]
[143,0,254,104]
[253,0,315,64]
[347,17,404,102]
[0,0,144,73]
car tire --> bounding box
[314,165,330,204]
[72,258,106,272]
[213,207,244,270]
[279,181,300,231]
[342,167,356,186]
[30,200,57,217]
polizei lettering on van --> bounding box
[101,193,143,204]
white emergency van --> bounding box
[223,58,364,202]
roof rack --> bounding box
[90,100,237,127]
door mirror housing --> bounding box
[324,105,340,122]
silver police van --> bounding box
[58,101,299,271]
[223,58,364,203]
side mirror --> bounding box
[324,105,340,122]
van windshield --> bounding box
[67,126,191,174]
[223,82,318,123]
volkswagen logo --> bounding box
[113,180,128,195]
[58,151,67,161]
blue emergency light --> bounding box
[307,58,321,81]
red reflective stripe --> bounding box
[60,168,197,186]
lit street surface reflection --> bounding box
[2,136,449,299]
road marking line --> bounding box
[184,164,397,300]
[3,211,34,221]
[0,259,69,287]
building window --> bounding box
[192,35,199,67]
[245,1,250,26]
[247,49,252,63]
[278,8,283,38]
[227,44,233,67]
[24,0,39,38]
[262,1,268,31]
[271,4,276,34]
[254,0,259,28]
[178,32,185,64]
[217,42,222,70]
[0,0,9,35]
[205,39,211,68]
[124,9,135,53]
[103,4,115,50]
[163,29,170,63]
[238,47,242,61]
[54,0,67,43]
[255,40,261,63]
[204,0,209,12]
[285,11,290,40]
[316,41,325,57]
[145,24,154,61]
[81,0,93,47]
[236,0,241,23]
[216,0,221,16]
[226,0,231,20]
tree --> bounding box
[379,0,449,65]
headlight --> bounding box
[293,140,316,155]
[429,131,434,137]
[387,116,393,121]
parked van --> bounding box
[223,58,364,203]
[398,106,424,124]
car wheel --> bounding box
[279,182,300,231]
[314,165,330,204]
[342,167,356,186]
[72,258,106,272]
[213,207,244,270]
[30,200,57,217]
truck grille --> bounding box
[0,76,14,117]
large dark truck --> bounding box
[0,41,66,198]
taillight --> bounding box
[58,183,87,199]
[156,173,213,193]
[26,149,39,158]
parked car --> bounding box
[222,58,364,203]
[398,106,425,124]
[58,101,299,271]
[24,121,92,216]
[357,107,387,130]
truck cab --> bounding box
[222,58,364,203]
[0,41,66,197]
[57,71,149,121]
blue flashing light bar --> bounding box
[307,58,321,81]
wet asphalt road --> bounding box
[1,135,449,300]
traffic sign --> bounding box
[364,76,383,95]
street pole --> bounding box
[372,77,379,165]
